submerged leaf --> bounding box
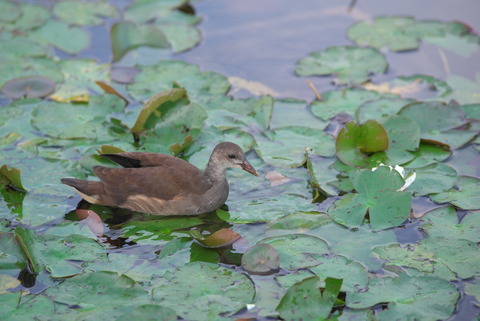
[241,244,280,275]
[2,76,56,99]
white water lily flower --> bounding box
[372,163,416,191]
[247,304,256,310]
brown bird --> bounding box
[61,142,258,215]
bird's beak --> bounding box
[241,160,258,176]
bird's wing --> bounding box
[100,152,183,168]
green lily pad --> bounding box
[258,234,330,270]
[31,20,90,54]
[306,155,339,196]
[407,163,457,196]
[398,101,475,149]
[31,95,126,139]
[276,276,342,321]
[117,305,177,321]
[53,1,118,26]
[0,1,20,23]
[0,165,25,191]
[0,57,63,90]
[420,206,480,243]
[0,3,50,32]
[347,273,459,321]
[160,23,201,52]
[336,120,389,168]
[124,0,186,24]
[151,262,255,321]
[270,98,328,129]
[111,21,170,62]
[374,237,480,280]
[389,74,452,100]
[256,126,335,167]
[130,88,188,134]
[348,16,420,51]
[431,176,480,210]
[445,73,480,105]
[356,97,415,123]
[15,227,107,277]
[127,60,230,103]
[44,271,150,308]
[464,278,480,303]
[241,244,280,275]
[404,143,452,168]
[2,76,56,99]
[461,103,480,120]
[296,46,387,85]
[328,166,412,231]
[309,255,369,292]
[0,292,55,320]
[311,88,395,120]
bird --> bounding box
[61,142,258,215]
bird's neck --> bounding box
[204,158,227,184]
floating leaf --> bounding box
[241,244,280,275]
[374,237,480,280]
[2,76,56,99]
[347,273,459,321]
[124,0,186,24]
[0,165,26,191]
[151,262,255,321]
[110,66,140,84]
[407,163,457,196]
[445,73,480,105]
[117,305,177,321]
[356,97,415,123]
[160,23,201,52]
[420,206,480,243]
[328,166,412,231]
[194,228,241,248]
[270,98,327,129]
[127,60,230,104]
[336,120,389,168]
[276,276,342,321]
[404,143,452,168]
[111,21,170,62]
[296,46,387,85]
[431,176,480,210]
[0,1,20,23]
[31,20,90,54]
[0,3,50,32]
[306,155,339,196]
[53,1,118,26]
[258,234,330,270]
[0,57,63,90]
[398,101,475,149]
[256,126,335,167]
[311,88,395,120]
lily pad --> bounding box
[111,21,170,62]
[15,227,107,277]
[420,206,480,243]
[53,1,118,26]
[348,16,420,51]
[374,236,480,280]
[404,143,452,168]
[336,120,389,168]
[127,60,230,103]
[160,23,201,52]
[31,20,90,54]
[241,244,280,275]
[0,57,63,90]
[306,155,339,196]
[193,228,241,248]
[151,262,255,321]
[0,165,25,191]
[431,176,480,210]
[0,3,50,32]
[356,97,415,123]
[407,163,457,196]
[124,0,186,24]
[256,126,335,167]
[276,276,342,321]
[270,98,328,129]
[328,166,412,231]
[398,101,475,149]
[258,234,330,270]
[2,76,56,99]
[347,273,459,321]
[296,46,387,85]
[311,88,395,121]
[309,255,369,292]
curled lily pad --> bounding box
[0,165,25,191]
[296,46,387,85]
[241,244,280,275]
[336,120,389,168]
[193,228,241,249]
[2,76,56,99]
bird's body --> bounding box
[61,142,257,215]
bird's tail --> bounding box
[61,178,104,204]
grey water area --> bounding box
[19,0,480,319]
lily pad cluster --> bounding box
[0,2,480,321]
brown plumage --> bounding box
[61,142,258,215]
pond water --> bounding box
[1,0,480,320]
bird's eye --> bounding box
[228,154,236,159]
